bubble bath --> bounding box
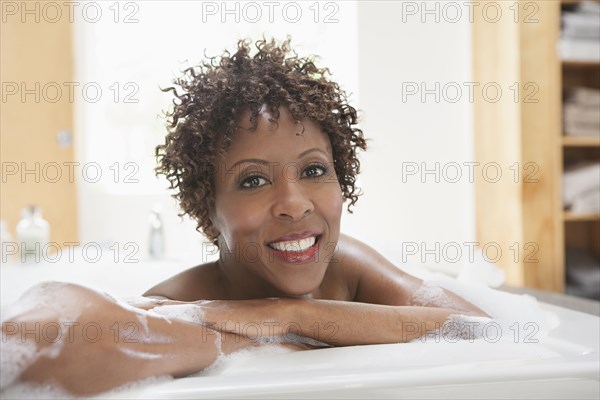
[1,276,594,399]
[150,304,205,325]
[1,375,175,399]
[411,277,560,342]
[1,282,86,389]
[410,314,494,343]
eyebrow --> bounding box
[226,148,330,173]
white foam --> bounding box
[198,343,296,376]
[1,372,174,399]
[150,304,205,325]
[409,281,454,309]
[213,329,223,359]
[98,375,174,398]
[0,337,38,389]
[430,278,558,340]
[411,314,494,343]
[120,295,169,309]
[136,313,150,336]
[1,282,88,392]
[1,381,73,399]
[457,248,506,288]
[1,282,83,323]
[109,300,179,346]
[105,297,178,345]
[118,347,163,360]
[400,267,559,342]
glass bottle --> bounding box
[148,204,164,259]
[16,206,50,263]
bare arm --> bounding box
[1,282,255,395]
[336,234,489,316]
[2,282,487,394]
[113,295,487,346]
[188,297,489,346]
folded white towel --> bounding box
[564,102,600,138]
[560,37,600,62]
[562,12,600,39]
[563,162,600,207]
[565,103,600,125]
[569,87,600,107]
[578,0,600,15]
[570,187,600,215]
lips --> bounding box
[265,231,322,264]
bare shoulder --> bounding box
[336,233,423,305]
[143,261,225,301]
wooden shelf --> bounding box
[473,1,600,293]
[562,60,600,69]
[562,0,600,4]
[564,212,600,222]
[562,136,600,147]
[474,2,565,292]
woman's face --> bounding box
[211,106,344,296]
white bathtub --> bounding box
[1,254,599,399]
[101,302,598,400]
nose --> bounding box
[271,180,314,221]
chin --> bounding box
[277,280,320,298]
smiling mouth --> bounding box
[266,235,321,252]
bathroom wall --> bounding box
[75,1,475,274]
[346,1,476,271]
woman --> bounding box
[1,38,488,395]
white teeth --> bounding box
[268,236,317,252]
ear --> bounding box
[206,209,221,238]
[205,224,220,238]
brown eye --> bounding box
[240,176,268,189]
[303,164,327,178]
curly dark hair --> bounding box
[156,37,367,247]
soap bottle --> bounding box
[16,205,50,263]
[148,204,164,259]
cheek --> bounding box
[215,198,266,243]
[317,184,344,226]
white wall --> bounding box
[341,1,476,272]
[75,1,475,273]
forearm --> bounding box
[201,298,489,346]
[293,300,469,345]
[132,286,490,347]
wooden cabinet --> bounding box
[0,11,78,247]
[473,1,598,292]
[560,0,600,296]
[473,0,599,293]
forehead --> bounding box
[222,107,333,161]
